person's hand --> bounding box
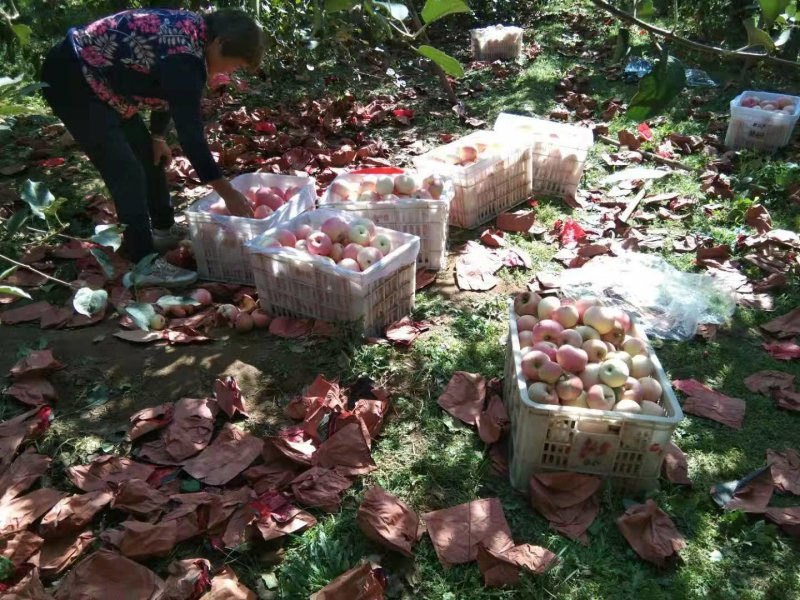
[221,189,254,218]
[152,137,172,168]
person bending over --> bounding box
[41,8,264,287]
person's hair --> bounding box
[204,9,265,70]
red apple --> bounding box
[295,239,307,252]
[342,243,363,261]
[556,375,584,402]
[357,246,383,270]
[295,224,313,240]
[307,231,333,256]
[518,331,534,349]
[538,361,563,385]
[586,384,615,411]
[521,350,550,380]
[583,306,615,334]
[531,341,558,361]
[583,339,608,363]
[740,96,758,108]
[601,323,625,348]
[514,292,540,317]
[576,296,601,320]
[557,329,583,348]
[621,377,643,403]
[255,189,284,211]
[532,319,564,344]
[528,382,558,405]
[321,216,350,243]
[274,229,296,247]
[253,205,273,219]
[516,315,538,331]
[556,345,588,373]
[614,399,641,413]
[552,305,579,328]
[338,258,361,272]
[639,377,662,402]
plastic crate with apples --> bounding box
[470,25,524,61]
[494,112,593,200]
[725,91,800,152]
[413,130,530,229]
[186,173,316,285]
[319,167,453,271]
[244,208,420,337]
[504,293,683,494]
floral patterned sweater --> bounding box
[69,9,221,182]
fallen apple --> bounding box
[235,312,254,333]
[149,314,166,331]
[189,288,212,306]
[251,309,271,329]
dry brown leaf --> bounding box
[128,403,174,441]
[53,549,164,600]
[138,397,219,465]
[311,422,376,477]
[762,341,800,360]
[161,558,212,600]
[745,204,772,233]
[529,472,601,543]
[67,455,156,492]
[385,317,430,346]
[616,500,686,566]
[662,443,691,486]
[476,543,557,587]
[762,308,800,338]
[111,479,171,518]
[263,427,317,466]
[423,498,514,567]
[673,379,746,429]
[39,530,95,576]
[39,490,113,539]
[198,566,256,600]
[437,372,486,426]
[714,469,774,513]
[310,562,386,600]
[4,378,58,406]
[496,211,536,233]
[0,301,54,325]
[9,350,65,380]
[768,448,800,495]
[290,466,353,513]
[2,568,53,600]
[101,520,178,559]
[214,377,248,419]
[182,423,263,486]
[0,530,44,567]
[765,507,800,538]
[475,394,509,444]
[744,371,795,396]
[0,488,65,536]
[356,486,424,557]
[0,449,50,504]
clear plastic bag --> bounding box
[559,253,736,341]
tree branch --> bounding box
[0,253,77,289]
[589,0,800,70]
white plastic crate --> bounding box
[413,131,530,229]
[319,167,452,271]
[494,113,593,199]
[470,25,524,61]
[244,208,420,337]
[186,173,316,285]
[503,300,683,493]
[725,90,800,152]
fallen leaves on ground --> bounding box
[39,491,113,538]
[0,488,66,536]
[39,530,95,576]
[310,562,386,600]
[768,448,800,495]
[182,423,263,486]
[476,544,557,588]
[475,394,509,444]
[53,549,164,600]
[762,341,800,360]
[529,472,601,544]
[662,443,691,486]
[672,379,746,429]
[138,397,219,465]
[617,500,686,566]
[67,456,156,492]
[744,371,795,395]
[710,467,774,513]
[384,317,430,346]
[0,449,50,504]
[161,558,211,600]
[762,308,800,338]
[356,486,424,557]
[423,498,515,567]
[214,377,248,419]
[437,372,487,426]
[765,508,800,538]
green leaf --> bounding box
[156,295,201,308]
[16,82,48,97]
[20,180,54,220]
[84,384,111,408]
[420,0,471,23]
[774,27,793,47]
[375,1,409,20]
[0,266,17,280]
[0,285,31,299]
[91,224,124,251]
[73,287,108,317]
[180,478,201,492]
[124,302,156,331]
[636,0,655,18]
[760,0,791,24]
[743,18,776,51]
[626,55,686,121]
[0,555,14,581]
[613,28,631,62]
[325,0,358,12]
[416,45,465,78]
[90,248,115,279]
[3,209,28,233]
[11,24,32,46]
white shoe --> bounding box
[123,257,197,289]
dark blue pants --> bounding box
[40,39,175,261]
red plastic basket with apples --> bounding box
[319,167,452,271]
[186,173,316,285]
[244,208,420,337]
[413,131,531,229]
[504,294,683,494]
[725,91,800,152]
